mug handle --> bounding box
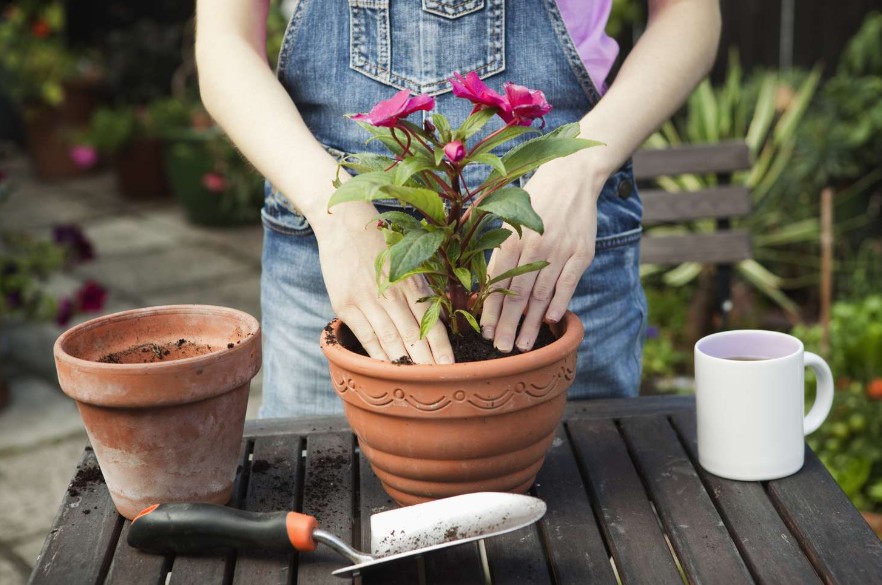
[804,351,834,435]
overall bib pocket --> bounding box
[348,0,505,95]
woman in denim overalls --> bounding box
[196,0,721,417]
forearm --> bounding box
[194,0,372,234]
[576,0,721,177]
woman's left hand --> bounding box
[480,154,607,353]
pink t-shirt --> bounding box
[555,0,618,93]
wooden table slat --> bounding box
[358,449,422,585]
[767,447,882,584]
[485,522,554,585]
[567,419,684,585]
[533,425,617,585]
[104,521,171,585]
[231,434,303,585]
[296,432,356,585]
[28,448,123,585]
[167,439,251,585]
[669,412,825,585]
[565,395,694,420]
[620,415,755,584]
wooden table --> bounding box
[29,396,882,584]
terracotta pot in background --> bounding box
[54,305,261,520]
[114,137,170,199]
[321,312,584,506]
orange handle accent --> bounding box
[285,511,318,551]
[132,504,160,523]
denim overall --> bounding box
[260,0,647,418]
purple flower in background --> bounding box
[646,325,660,339]
[75,280,107,312]
[55,297,73,326]
[5,289,22,310]
[53,224,94,263]
[69,145,98,169]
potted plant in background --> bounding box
[0,0,103,179]
[320,72,598,505]
[76,98,190,199]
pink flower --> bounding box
[352,90,435,127]
[443,141,465,163]
[449,72,508,112]
[75,280,107,312]
[69,145,98,169]
[201,172,227,193]
[503,82,552,127]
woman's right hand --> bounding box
[312,202,454,365]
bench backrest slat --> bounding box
[632,141,751,181]
[641,186,751,226]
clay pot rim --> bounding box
[321,310,584,380]
[54,304,260,374]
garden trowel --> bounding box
[127,492,546,578]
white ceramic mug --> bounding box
[694,330,834,481]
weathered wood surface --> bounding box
[30,398,882,585]
[641,231,753,265]
[641,185,751,225]
[633,141,752,180]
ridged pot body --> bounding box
[321,312,584,505]
[54,305,261,519]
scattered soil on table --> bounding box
[251,459,271,473]
[67,464,104,497]
[97,339,217,364]
[307,447,350,515]
[326,319,556,363]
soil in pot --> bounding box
[325,319,558,363]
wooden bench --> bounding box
[634,140,753,327]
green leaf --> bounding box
[471,253,488,287]
[487,260,549,286]
[455,309,481,334]
[456,108,497,140]
[328,172,394,208]
[469,152,506,176]
[746,74,777,155]
[379,210,423,231]
[434,146,446,166]
[463,227,511,259]
[432,114,452,143]
[382,229,403,246]
[773,66,822,147]
[489,130,602,183]
[388,229,445,282]
[375,248,389,289]
[377,185,446,224]
[394,156,437,186]
[476,187,544,234]
[469,125,541,158]
[339,152,396,175]
[419,298,443,339]
[454,267,472,289]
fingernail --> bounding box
[438,354,454,364]
[496,339,513,353]
[482,326,494,340]
[516,337,534,352]
[546,311,561,323]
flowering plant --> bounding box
[329,72,600,337]
[0,173,106,326]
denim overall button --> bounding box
[617,180,633,199]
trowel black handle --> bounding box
[127,503,318,555]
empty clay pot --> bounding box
[320,311,584,506]
[54,305,261,519]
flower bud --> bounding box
[423,119,436,134]
[443,140,465,163]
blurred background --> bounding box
[0,0,880,580]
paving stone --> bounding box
[140,207,264,264]
[144,272,262,320]
[0,179,125,230]
[0,435,87,542]
[0,376,83,456]
[82,214,184,256]
[72,244,254,296]
[0,557,27,585]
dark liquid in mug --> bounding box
[726,356,768,361]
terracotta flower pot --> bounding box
[114,137,170,199]
[54,305,261,520]
[320,312,584,506]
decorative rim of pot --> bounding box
[321,310,583,380]
[54,304,261,408]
